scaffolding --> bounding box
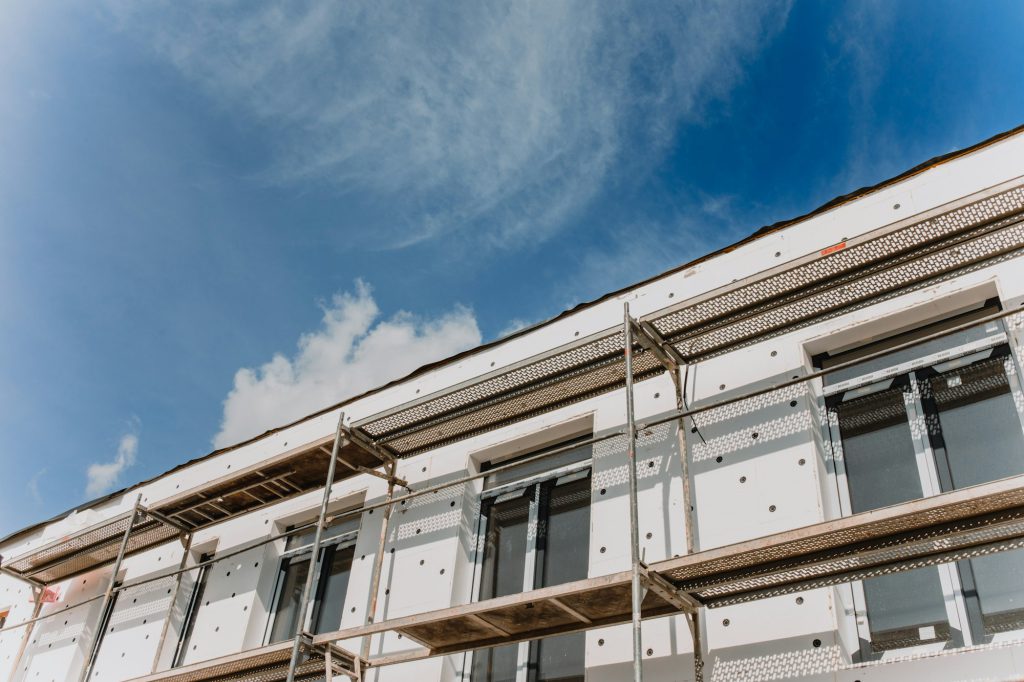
[0,423,401,682]
[2,181,1024,682]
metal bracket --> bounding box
[0,565,45,590]
[318,447,410,490]
[629,318,687,375]
[342,424,399,465]
[144,506,194,535]
[638,565,701,614]
[320,641,364,681]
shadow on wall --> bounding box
[16,572,110,682]
[706,632,841,682]
[587,629,840,682]
[593,418,683,564]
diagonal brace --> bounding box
[638,565,701,614]
[318,446,410,490]
[342,424,399,466]
[630,318,688,375]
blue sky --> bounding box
[1,0,1022,537]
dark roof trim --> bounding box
[4,122,1023,549]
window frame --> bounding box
[263,520,359,644]
[468,438,593,682]
[819,312,1024,660]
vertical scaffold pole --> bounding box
[623,303,644,682]
[673,361,704,682]
[286,412,346,682]
[361,459,397,661]
[7,585,44,681]
[79,493,143,682]
[149,532,194,673]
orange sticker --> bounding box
[820,241,847,256]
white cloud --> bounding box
[86,431,139,497]
[214,281,481,448]
[104,1,790,248]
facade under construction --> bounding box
[3,125,1024,682]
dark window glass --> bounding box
[831,380,953,657]
[483,440,592,489]
[824,312,1024,653]
[269,557,311,643]
[538,479,590,588]
[920,350,1024,643]
[963,550,1024,640]
[270,515,358,644]
[832,380,921,512]
[479,494,531,600]
[924,354,1024,490]
[472,465,591,682]
[861,569,952,654]
[472,493,532,682]
[821,308,1000,386]
[312,545,355,635]
[173,554,213,666]
[533,478,590,682]
[285,516,359,551]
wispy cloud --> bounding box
[104,1,790,249]
[830,0,894,114]
[564,196,752,309]
[28,468,48,504]
[86,428,139,497]
[214,281,481,448]
[827,1,901,190]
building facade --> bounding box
[3,126,1024,682]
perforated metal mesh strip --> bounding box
[694,521,1024,609]
[378,351,663,454]
[361,331,625,439]
[669,213,1024,359]
[652,477,1024,609]
[127,644,354,682]
[653,185,1024,340]
[156,659,331,682]
[3,511,181,585]
[357,184,1024,456]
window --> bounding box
[172,553,214,667]
[821,309,1024,659]
[470,439,592,682]
[266,516,358,643]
